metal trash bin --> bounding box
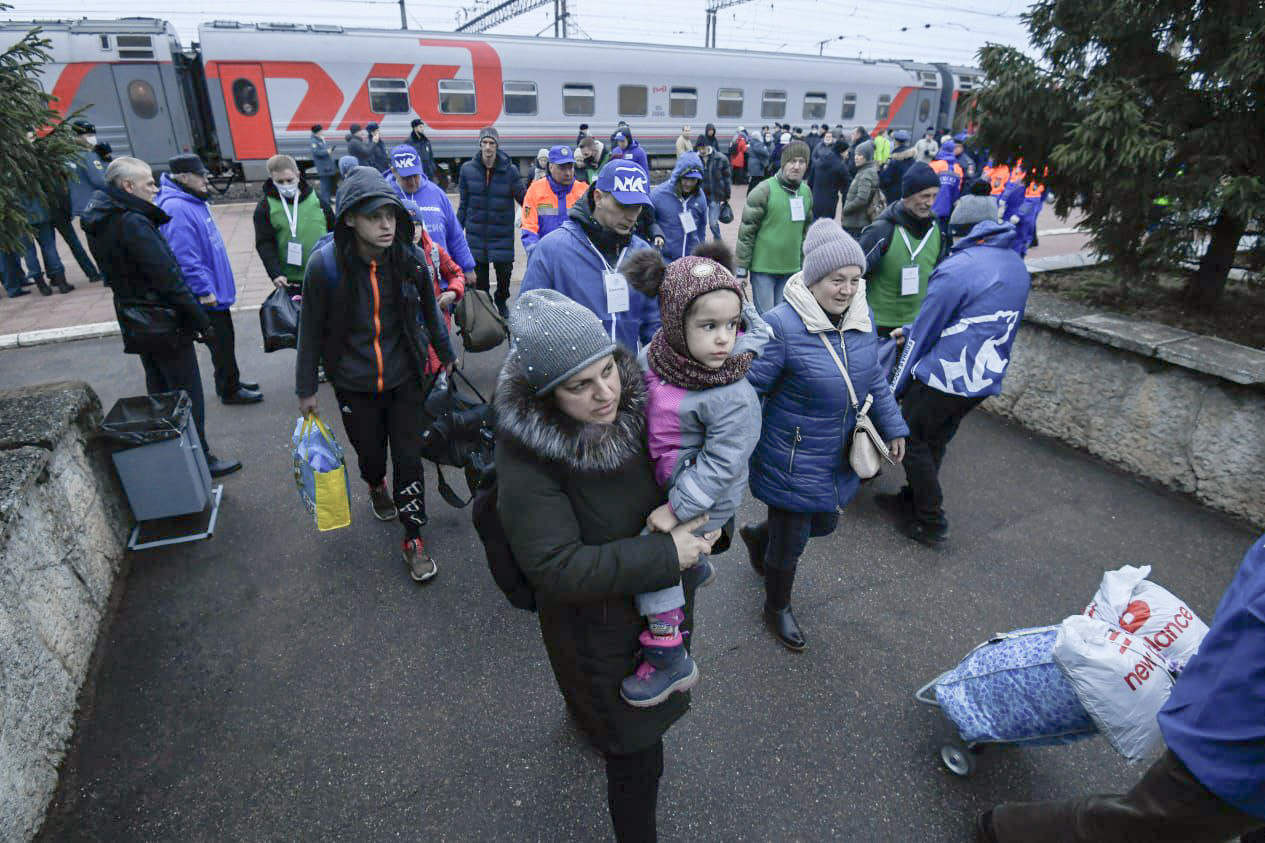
[101,391,211,521]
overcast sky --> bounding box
[6,0,1033,65]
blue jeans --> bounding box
[1,251,25,295]
[24,223,64,279]
[707,200,723,240]
[764,507,839,572]
[750,271,791,315]
[318,174,337,206]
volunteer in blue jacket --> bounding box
[519,159,661,352]
[980,533,1265,843]
[157,154,262,405]
[386,144,476,291]
[741,221,908,651]
[649,152,708,261]
[880,215,1030,547]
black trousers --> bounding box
[203,308,242,398]
[764,507,839,572]
[474,261,513,303]
[991,750,1265,842]
[334,376,426,538]
[140,342,208,453]
[606,739,664,843]
[900,380,982,528]
[51,207,100,281]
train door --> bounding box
[911,89,938,136]
[216,63,277,162]
[111,64,181,164]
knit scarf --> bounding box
[645,255,753,391]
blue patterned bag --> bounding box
[935,626,1097,746]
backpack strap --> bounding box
[317,237,338,290]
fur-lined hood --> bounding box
[494,346,648,474]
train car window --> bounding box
[802,92,827,120]
[439,79,477,115]
[369,79,410,113]
[918,98,931,122]
[563,84,595,117]
[504,81,538,115]
[230,79,258,117]
[619,85,648,117]
[876,94,892,121]
[98,35,111,50]
[117,35,155,60]
[761,90,786,119]
[717,88,743,118]
[841,92,857,120]
[669,87,698,118]
[127,79,159,119]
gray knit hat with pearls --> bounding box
[509,290,617,395]
[801,219,867,286]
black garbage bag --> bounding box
[100,391,191,446]
[260,287,299,352]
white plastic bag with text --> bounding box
[1084,565,1209,671]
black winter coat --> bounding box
[494,348,694,756]
[80,186,210,348]
[700,152,731,202]
[811,151,850,219]
[457,151,526,263]
[405,132,438,181]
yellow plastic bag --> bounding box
[293,414,351,532]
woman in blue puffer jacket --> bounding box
[741,219,909,651]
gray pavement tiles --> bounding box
[0,314,1255,842]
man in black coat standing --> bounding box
[406,118,438,183]
[80,157,241,477]
[457,127,526,317]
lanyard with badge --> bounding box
[898,227,934,296]
[585,239,629,341]
[279,190,304,266]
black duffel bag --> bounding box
[420,370,495,508]
[260,287,300,352]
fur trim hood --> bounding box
[494,346,648,474]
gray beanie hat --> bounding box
[854,140,875,162]
[509,290,617,395]
[802,219,867,286]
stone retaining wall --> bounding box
[984,291,1265,528]
[0,382,130,842]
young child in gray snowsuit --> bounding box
[620,242,772,707]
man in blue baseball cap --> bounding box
[521,144,586,255]
[386,143,475,289]
[519,159,661,351]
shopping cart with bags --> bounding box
[914,626,1098,776]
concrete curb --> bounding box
[0,303,263,350]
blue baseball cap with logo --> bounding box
[390,144,424,177]
[593,160,652,206]
[548,145,575,165]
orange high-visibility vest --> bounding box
[930,158,963,187]
[986,165,1010,195]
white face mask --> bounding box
[276,182,299,199]
[84,134,98,146]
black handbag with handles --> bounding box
[454,289,509,353]
[115,298,186,355]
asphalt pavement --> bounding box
[2,305,1257,842]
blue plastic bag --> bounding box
[935,626,1096,746]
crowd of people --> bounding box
[45,111,1263,843]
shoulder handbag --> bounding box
[866,176,887,224]
[115,298,186,355]
[818,333,894,480]
[454,289,509,353]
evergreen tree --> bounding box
[0,12,83,254]
[969,0,1265,310]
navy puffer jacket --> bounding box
[457,150,526,263]
[747,274,909,513]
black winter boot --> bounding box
[50,271,74,294]
[763,567,806,651]
[739,521,768,577]
[33,275,52,296]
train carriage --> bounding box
[6,17,978,181]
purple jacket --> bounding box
[155,174,236,309]
[610,140,649,173]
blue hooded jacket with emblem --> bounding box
[889,221,1032,399]
[649,152,709,261]
[155,173,237,309]
[519,193,661,352]
[747,274,909,513]
[386,170,475,271]
[932,140,961,218]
